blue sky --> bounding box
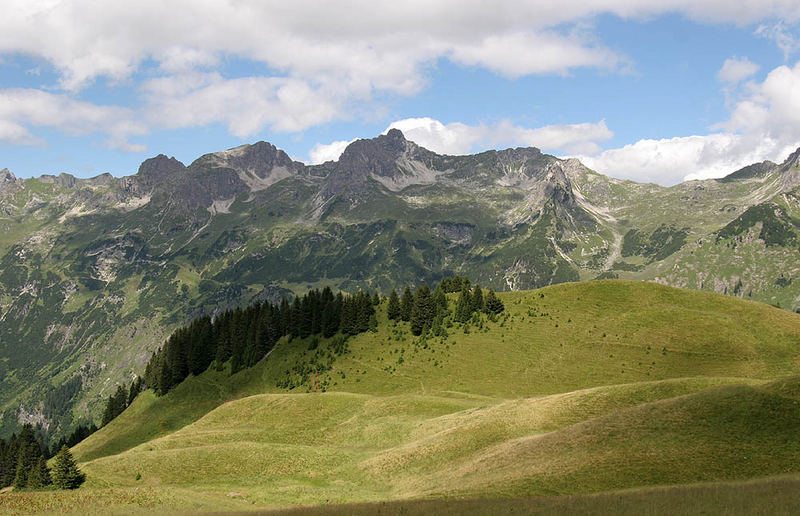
[1,1,799,185]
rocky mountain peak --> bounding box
[496,146,543,163]
[336,129,409,178]
[717,160,777,183]
[136,155,187,187]
[783,146,800,168]
[0,168,17,184]
[192,141,303,179]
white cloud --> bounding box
[385,117,612,156]
[579,133,795,184]
[309,116,613,163]
[581,60,800,184]
[449,31,621,78]
[1,1,799,155]
[309,139,355,165]
[0,89,145,151]
[721,61,800,136]
[5,0,798,96]
[718,57,759,84]
[142,73,342,136]
[756,22,800,60]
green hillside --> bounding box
[2,136,799,442]
[73,280,800,462]
[0,280,788,513]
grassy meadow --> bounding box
[4,280,800,513]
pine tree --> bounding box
[484,290,505,314]
[51,446,85,490]
[321,300,339,338]
[432,285,448,316]
[0,439,8,488]
[127,377,142,406]
[26,456,51,489]
[102,385,128,426]
[12,425,41,489]
[386,289,401,320]
[454,284,473,323]
[472,285,484,313]
[340,296,356,335]
[400,286,414,322]
[410,285,434,336]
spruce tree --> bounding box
[410,285,434,336]
[454,284,472,323]
[321,301,338,338]
[484,290,505,314]
[127,377,142,406]
[386,289,401,320]
[400,286,414,322]
[26,456,51,489]
[102,385,128,426]
[0,439,8,488]
[432,285,448,316]
[51,446,85,490]
[12,425,41,489]
[472,285,484,313]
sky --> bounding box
[1,1,799,185]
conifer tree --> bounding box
[400,286,414,321]
[454,284,473,323]
[410,285,434,336]
[12,425,41,489]
[321,300,339,338]
[128,377,142,406]
[387,289,401,320]
[26,456,51,489]
[51,446,85,490]
[432,285,449,316]
[0,439,9,487]
[101,385,128,426]
[484,290,505,314]
[472,285,484,313]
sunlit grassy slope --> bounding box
[13,280,800,513]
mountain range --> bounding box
[1,128,799,441]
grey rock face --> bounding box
[0,168,16,184]
[136,155,187,188]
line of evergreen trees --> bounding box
[143,287,377,396]
[386,276,504,335]
[30,278,502,456]
[0,425,85,490]
[0,425,50,490]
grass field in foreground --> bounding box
[8,280,799,513]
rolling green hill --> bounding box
[4,281,798,514]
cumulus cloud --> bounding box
[141,73,342,136]
[1,1,799,157]
[721,61,800,136]
[578,133,795,184]
[386,117,612,155]
[309,117,613,163]
[3,0,798,92]
[581,60,800,184]
[309,139,356,165]
[0,89,145,151]
[449,31,621,78]
[718,57,759,84]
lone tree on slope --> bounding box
[51,446,85,490]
